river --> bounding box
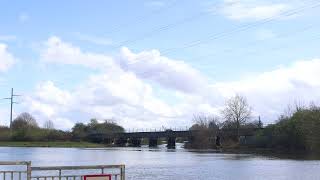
[0,144,320,180]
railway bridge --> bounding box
[89,128,261,149]
[89,130,196,148]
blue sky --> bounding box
[1,0,320,129]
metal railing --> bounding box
[0,161,31,180]
[0,162,125,180]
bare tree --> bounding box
[222,94,252,139]
[191,113,219,130]
[44,120,55,130]
[12,112,39,130]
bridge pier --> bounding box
[167,137,176,149]
[148,137,158,147]
[128,138,142,147]
[115,138,127,146]
[103,138,113,145]
[215,135,221,147]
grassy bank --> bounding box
[0,141,105,148]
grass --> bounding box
[0,141,106,148]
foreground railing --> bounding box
[0,161,31,180]
[0,161,125,180]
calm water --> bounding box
[0,144,320,180]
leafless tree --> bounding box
[222,94,252,139]
[44,120,55,130]
[12,112,38,130]
[192,113,219,130]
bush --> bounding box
[72,119,125,142]
[252,105,320,153]
[0,126,10,141]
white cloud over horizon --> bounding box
[215,58,320,119]
[2,36,320,130]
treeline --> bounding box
[0,112,124,143]
[189,95,320,154]
[187,94,261,149]
[248,104,320,154]
[187,114,262,149]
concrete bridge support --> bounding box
[129,138,142,147]
[149,137,158,147]
[115,138,127,146]
[167,137,176,149]
[103,138,113,145]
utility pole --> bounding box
[258,116,262,129]
[1,88,20,129]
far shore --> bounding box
[0,141,106,148]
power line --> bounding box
[98,1,225,51]
[112,2,224,48]
[101,0,180,36]
[189,23,316,62]
[160,1,320,56]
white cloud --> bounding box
[0,43,16,72]
[119,47,209,93]
[24,74,184,130]
[30,37,221,129]
[33,36,320,129]
[0,108,10,126]
[220,0,291,21]
[42,36,209,94]
[41,36,115,69]
[215,59,320,120]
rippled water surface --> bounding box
[0,144,320,180]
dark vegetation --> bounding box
[248,104,320,154]
[0,112,124,146]
[189,95,320,155]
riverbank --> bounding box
[0,141,105,148]
[219,146,320,160]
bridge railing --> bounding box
[0,162,125,180]
[125,127,190,133]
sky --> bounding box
[1,0,320,130]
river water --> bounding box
[0,144,320,180]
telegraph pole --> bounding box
[10,88,14,129]
[1,88,20,129]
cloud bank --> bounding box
[4,36,319,130]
